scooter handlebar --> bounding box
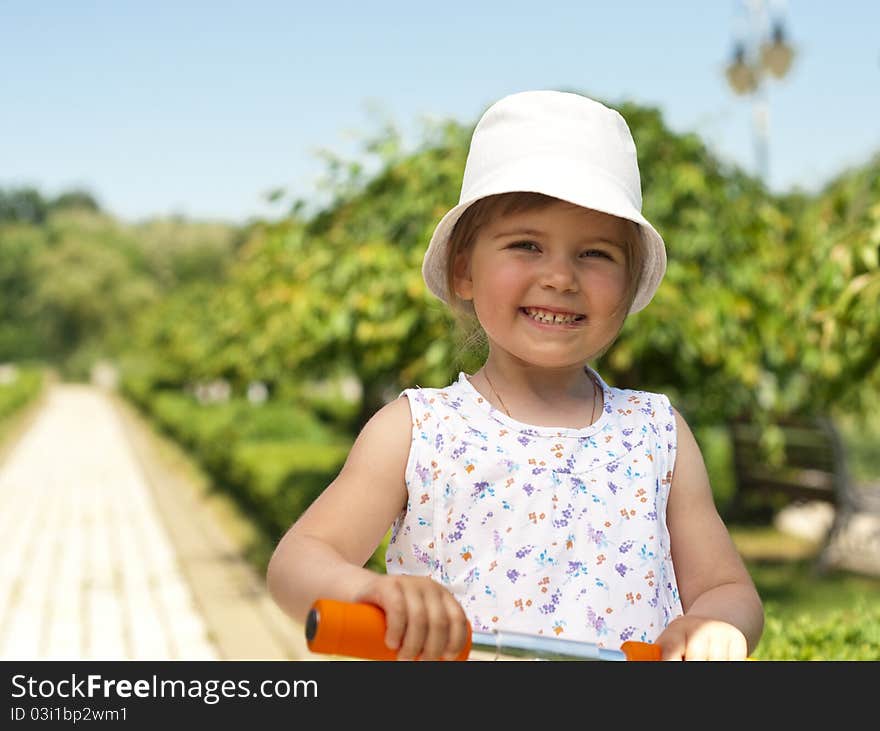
[305,599,662,661]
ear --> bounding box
[451,249,474,301]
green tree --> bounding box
[51,189,101,213]
[0,222,50,359]
[0,187,48,225]
[32,209,158,360]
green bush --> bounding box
[149,392,239,474]
[229,439,392,572]
[234,401,341,443]
[0,365,44,421]
[755,601,880,660]
[229,441,350,525]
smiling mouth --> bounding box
[520,307,586,325]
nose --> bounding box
[538,253,579,292]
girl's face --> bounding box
[453,200,631,368]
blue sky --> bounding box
[2,1,878,224]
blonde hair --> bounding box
[443,192,644,363]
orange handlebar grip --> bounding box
[620,640,663,661]
[305,598,473,661]
[620,640,756,660]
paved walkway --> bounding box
[0,382,319,660]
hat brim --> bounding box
[422,153,666,314]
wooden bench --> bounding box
[728,415,880,574]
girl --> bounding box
[267,90,764,661]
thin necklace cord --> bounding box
[481,365,600,426]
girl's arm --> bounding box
[265,395,469,660]
[659,407,765,659]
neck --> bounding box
[476,362,601,424]
[484,362,596,402]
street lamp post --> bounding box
[725,0,796,184]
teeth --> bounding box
[523,308,581,324]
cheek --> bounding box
[469,263,524,325]
[491,266,526,293]
[585,268,628,311]
[473,260,523,299]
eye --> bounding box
[510,240,539,251]
[581,248,614,259]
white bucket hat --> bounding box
[421,90,667,314]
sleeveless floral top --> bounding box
[387,367,683,648]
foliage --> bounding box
[0,223,50,360]
[228,441,351,533]
[791,153,880,417]
[755,602,880,660]
[0,186,100,225]
[599,109,877,427]
[0,365,44,421]
[127,217,245,291]
[0,204,241,372]
[121,117,475,428]
[33,210,159,359]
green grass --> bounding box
[746,557,880,619]
[730,524,880,660]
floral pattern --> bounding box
[386,367,683,647]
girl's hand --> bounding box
[655,615,749,661]
[353,575,470,661]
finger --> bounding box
[706,633,729,661]
[684,631,710,661]
[376,586,407,653]
[728,632,749,661]
[397,588,429,660]
[419,591,452,660]
[658,633,686,661]
[442,596,470,660]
